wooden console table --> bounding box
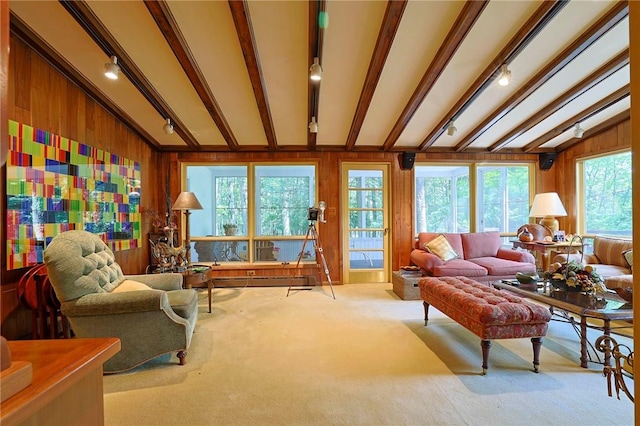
[1,338,120,426]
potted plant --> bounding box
[223,223,238,236]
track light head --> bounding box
[104,56,120,80]
[310,57,322,81]
[573,123,584,138]
[498,64,511,86]
[309,116,318,133]
[163,118,174,135]
[446,120,457,136]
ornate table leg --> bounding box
[602,319,611,368]
[580,316,588,368]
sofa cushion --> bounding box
[461,231,501,259]
[424,234,459,261]
[431,259,487,277]
[604,274,633,290]
[112,279,153,293]
[622,249,633,271]
[590,264,630,278]
[470,257,536,276]
[593,237,633,268]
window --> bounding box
[578,151,632,237]
[415,165,469,233]
[185,164,317,263]
[477,165,530,233]
[415,163,531,235]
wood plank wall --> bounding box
[0,32,631,339]
[1,36,161,338]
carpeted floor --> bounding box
[103,283,634,425]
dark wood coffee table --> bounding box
[492,281,632,368]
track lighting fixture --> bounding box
[309,116,318,133]
[498,64,511,86]
[163,118,174,135]
[104,56,120,80]
[446,120,457,136]
[573,123,584,138]
[310,57,322,81]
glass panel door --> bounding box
[341,163,390,283]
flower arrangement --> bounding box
[545,260,605,294]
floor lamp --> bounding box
[172,192,203,266]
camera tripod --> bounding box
[287,221,335,299]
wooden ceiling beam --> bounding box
[227,0,276,151]
[380,0,488,151]
[489,49,629,152]
[307,0,326,151]
[454,1,629,152]
[554,109,630,152]
[345,0,407,151]
[145,0,240,151]
[419,0,567,151]
[60,0,201,150]
[523,84,630,153]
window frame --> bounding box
[414,161,535,236]
[181,161,319,264]
[576,149,632,238]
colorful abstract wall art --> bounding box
[6,120,141,270]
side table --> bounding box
[182,267,214,313]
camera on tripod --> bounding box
[308,207,320,221]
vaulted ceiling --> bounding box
[9,0,630,154]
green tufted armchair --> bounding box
[44,230,198,373]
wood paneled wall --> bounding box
[1,35,161,338]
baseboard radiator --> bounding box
[213,275,317,288]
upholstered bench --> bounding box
[419,276,551,374]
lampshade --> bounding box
[529,192,567,217]
[529,192,567,234]
[172,192,203,210]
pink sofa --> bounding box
[410,231,536,283]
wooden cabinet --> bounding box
[1,338,120,426]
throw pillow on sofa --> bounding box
[424,234,458,262]
[622,249,633,271]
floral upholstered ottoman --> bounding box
[419,276,551,374]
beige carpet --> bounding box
[103,283,634,425]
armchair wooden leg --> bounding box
[177,350,187,365]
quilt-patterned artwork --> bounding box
[6,120,141,270]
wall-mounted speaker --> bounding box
[399,152,416,170]
[539,153,557,170]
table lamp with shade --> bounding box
[172,192,203,265]
[528,192,567,235]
